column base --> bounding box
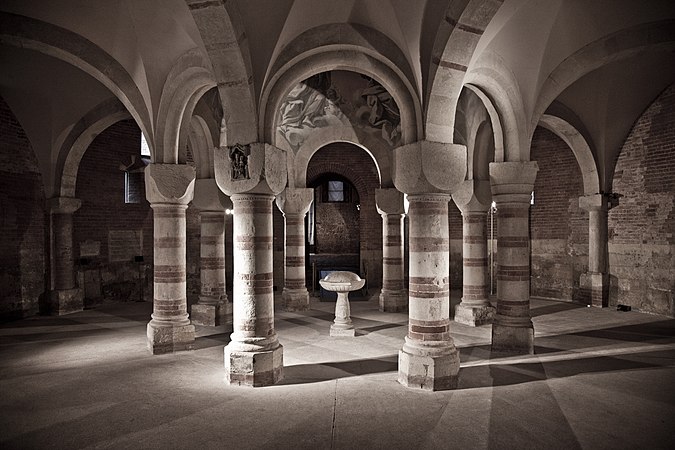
[454,302,495,326]
[398,343,460,391]
[491,320,534,355]
[49,288,84,315]
[191,299,233,327]
[379,290,408,312]
[282,288,310,311]
[580,272,610,308]
[330,324,356,337]
[147,321,195,355]
[224,344,283,387]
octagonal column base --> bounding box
[491,321,534,355]
[49,288,84,315]
[379,290,407,312]
[454,303,496,327]
[398,345,459,391]
[282,288,310,312]
[191,300,232,327]
[330,326,356,337]
[224,344,284,387]
[147,321,195,355]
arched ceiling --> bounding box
[1,0,674,194]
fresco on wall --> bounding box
[277,70,401,152]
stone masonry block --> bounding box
[225,345,284,387]
[147,322,195,355]
[398,348,459,391]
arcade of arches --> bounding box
[1,1,674,446]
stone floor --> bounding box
[1,291,674,449]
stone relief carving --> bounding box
[229,143,250,180]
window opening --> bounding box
[327,180,344,202]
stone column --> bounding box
[489,162,538,354]
[191,178,232,326]
[225,193,283,386]
[375,188,407,312]
[214,141,288,387]
[453,180,495,326]
[145,164,196,354]
[398,193,459,391]
[579,193,617,308]
[276,188,313,311]
[48,197,84,315]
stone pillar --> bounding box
[224,193,283,386]
[489,162,538,354]
[48,197,84,315]
[453,180,495,326]
[579,193,617,308]
[145,164,196,354]
[398,193,459,391]
[375,188,407,312]
[214,141,288,386]
[191,178,232,326]
[276,188,313,311]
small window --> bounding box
[140,133,151,158]
[327,181,344,202]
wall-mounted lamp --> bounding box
[225,208,234,215]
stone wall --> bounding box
[530,127,588,301]
[74,120,153,305]
[0,97,46,320]
[307,143,382,287]
[609,83,675,317]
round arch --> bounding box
[261,49,422,147]
[538,114,600,196]
[0,12,153,155]
[188,115,216,180]
[156,48,216,164]
[531,20,675,133]
[55,99,132,198]
[425,0,503,143]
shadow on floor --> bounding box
[278,355,398,385]
[531,300,585,317]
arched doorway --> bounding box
[306,143,381,297]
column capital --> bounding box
[452,179,491,214]
[375,188,405,215]
[392,140,466,195]
[145,163,195,205]
[214,142,287,196]
[275,187,313,216]
[192,178,232,211]
[579,193,620,212]
[489,161,538,204]
[47,197,81,215]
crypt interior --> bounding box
[0,0,674,448]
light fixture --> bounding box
[225,208,233,215]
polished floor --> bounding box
[1,291,674,449]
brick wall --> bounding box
[530,126,588,301]
[73,119,153,304]
[307,143,382,287]
[0,97,46,320]
[609,83,675,317]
